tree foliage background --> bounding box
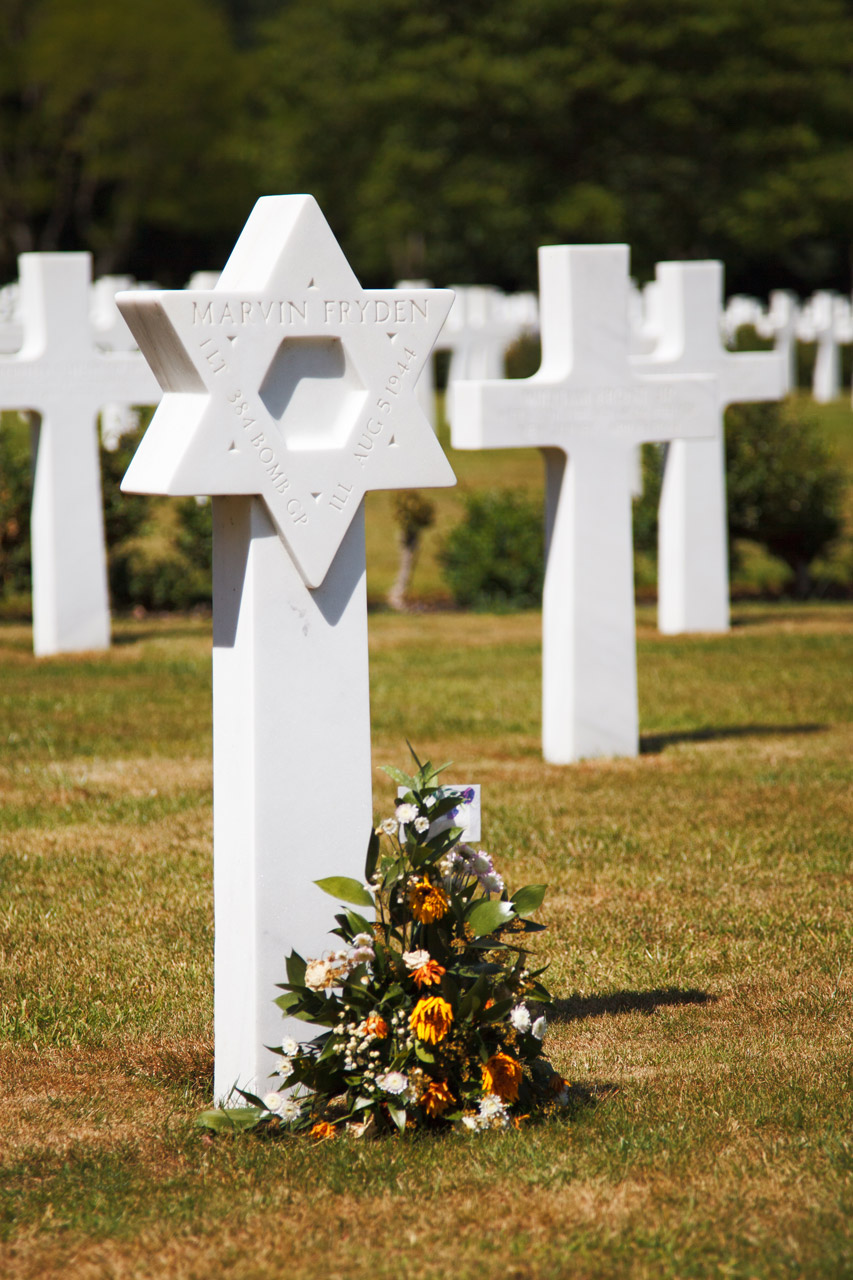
[1,0,851,291]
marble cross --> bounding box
[0,253,160,655]
[634,261,786,635]
[117,195,455,1101]
[449,244,717,764]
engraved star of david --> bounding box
[118,195,456,587]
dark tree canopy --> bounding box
[1,0,852,292]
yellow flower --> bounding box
[420,1078,454,1118]
[408,879,450,924]
[309,1121,337,1140]
[482,1052,522,1102]
[410,995,454,1044]
[412,958,446,989]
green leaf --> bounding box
[365,825,380,883]
[274,992,302,1014]
[511,884,548,916]
[345,910,371,935]
[467,898,515,937]
[285,952,306,986]
[382,765,416,788]
[386,1102,407,1133]
[196,1107,263,1133]
[314,876,375,909]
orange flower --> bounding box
[420,1078,454,1118]
[548,1073,568,1094]
[361,1014,389,1039]
[408,879,450,924]
[410,995,454,1044]
[412,959,446,988]
[482,1052,522,1102]
[309,1121,336,1140]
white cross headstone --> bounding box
[449,244,717,763]
[755,290,799,393]
[797,292,842,403]
[0,253,160,655]
[442,286,529,384]
[91,274,157,450]
[634,261,786,635]
[117,195,455,1102]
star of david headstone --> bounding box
[117,196,456,1101]
[633,260,785,635]
[118,195,455,587]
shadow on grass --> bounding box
[551,987,715,1023]
[640,722,824,753]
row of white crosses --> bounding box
[449,251,786,762]
[722,288,853,404]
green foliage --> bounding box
[726,401,844,596]
[391,491,435,550]
[440,490,544,610]
[200,750,557,1137]
[0,0,254,280]
[251,0,853,294]
[0,412,32,597]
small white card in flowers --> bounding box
[397,784,481,842]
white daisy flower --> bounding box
[376,1070,409,1095]
[509,1004,532,1033]
[277,1098,301,1122]
[276,1058,294,1080]
[395,802,419,824]
[532,1016,547,1040]
[280,1036,300,1056]
[478,1094,507,1120]
[414,816,430,833]
[263,1091,286,1113]
[379,817,398,836]
[402,949,431,970]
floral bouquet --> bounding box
[200,751,566,1137]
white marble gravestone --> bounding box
[443,286,533,384]
[449,244,717,763]
[117,195,455,1101]
[0,253,160,655]
[90,274,155,450]
[634,261,786,635]
[796,292,844,403]
[755,290,799,394]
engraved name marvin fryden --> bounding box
[191,294,430,527]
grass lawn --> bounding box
[1,603,851,1278]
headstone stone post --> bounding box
[117,196,455,1101]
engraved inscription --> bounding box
[227,388,295,500]
[329,482,353,511]
[323,298,428,325]
[192,299,308,326]
[353,347,418,466]
[491,381,707,439]
[199,336,227,375]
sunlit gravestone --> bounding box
[634,262,786,635]
[449,245,717,764]
[117,195,455,1102]
[0,253,160,655]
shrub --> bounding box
[725,400,844,597]
[440,490,543,610]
